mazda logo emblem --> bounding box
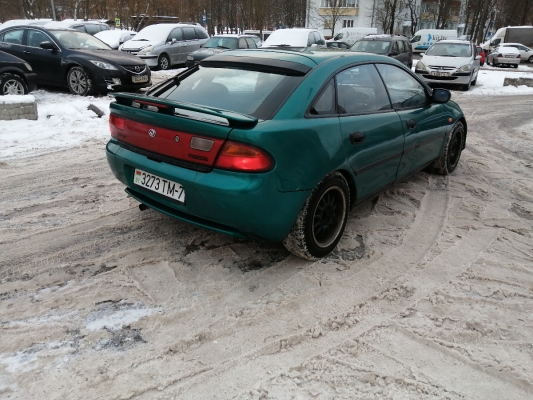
[148,129,156,137]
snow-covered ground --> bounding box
[1,68,532,160]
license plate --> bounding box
[133,169,185,203]
[430,71,450,77]
[132,75,148,83]
[505,55,515,58]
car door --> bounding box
[167,27,183,65]
[0,28,26,60]
[335,64,405,200]
[182,27,200,61]
[24,28,63,85]
[376,63,447,178]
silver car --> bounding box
[415,40,481,91]
[120,23,209,70]
[487,45,521,68]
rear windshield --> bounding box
[351,40,391,55]
[156,66,303,120]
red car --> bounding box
[476,46,485,66]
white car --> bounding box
[95,29,136,49]
[487,46,521,68]
[260,28,326,52]
[498,43,533,63]
[415,40,481,91]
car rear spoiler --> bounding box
[111,92,259,129]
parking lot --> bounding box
[1,73,533,398]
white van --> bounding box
[327,27,377,46]
[482,26,533,53]
[410,29,457,52]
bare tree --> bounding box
[404,0,419,36]
[373,0,404,34]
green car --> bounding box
[106,50,466,260]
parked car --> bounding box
[120,23,209,70]
[95,29,136,50]
[106,50,466,260]
[327,27,377,46]
[410,29,458,53]
[0,26,151,95]
[326,41,351,50]
[497,42,533,62]
[185,34,258,67]
[260,28,326,52]
[0,19,52,28]
[350,34,413,68]
[0,50,37,95]
[476,46,485,66]
[487,45,521,68]
[415,40,480,90]
[44,19,109,35]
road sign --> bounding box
[202,14,206,24]
[115,18,120,27]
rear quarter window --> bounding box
[182,27,196,41]
[195,27,209,39]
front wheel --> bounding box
[283,172,350,260]
[67,66,93,96]
[157,54,170,70]
[0,73,28,95]
[428,122,464,175]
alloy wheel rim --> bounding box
[69,70,87,94]
[312,186,346,248]
[448,131,461,167]
[160,57,169,69]
[3,80,24,95]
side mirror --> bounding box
[40,41,59,51]
[432,88,451,103]
[420,52,425,56]
[475,55,481,60]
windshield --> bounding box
[52,30,110,50]
[351,40,391,55]
[203,37,238,49]
[157,66,303,120]
[426,43,472,57]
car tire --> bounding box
[158,54,171,70]
[283,172,349,260]
[471,74,477,86]
[428,121,464,175]
[0,73,28,95]
[529,56,533,63]
[513,64,518,68]
[67,66,93,96]
[480,61,484,66]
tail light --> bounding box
[215,141,273,172]
[109,114,125,137]
[517,54,521,58]
[497,53,503,57]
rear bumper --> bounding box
[106,139,309,242]
[492,56,520,65]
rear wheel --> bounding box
[429,121,464,175]
[0,73,28,95]
[513,64,518,68]
[529,55,533,63]
[157,54,170,70]
[283,172,349,260]
[67,66,93,96]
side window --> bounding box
[71,25,85,32]
[396,40,404,53]
[195,28,209,39]
[182,27,196,41]
[85,24,100,35]
[1,29,24,45]
[238,38,248,49]
[308,33,315,46]
[310,79,335,115]
[411,35,421,42]
[245,37,257,48]
[99,24,109,31]
[404,41,411,52]
[313,31,324,45]
[27,29,51,48]
[169,28,183,42]
[376,64,428,109]
[391,41,399,54]
[336,64,391,114]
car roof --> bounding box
[501,42,528,46]
[433,40,471,44]
[44,20,107,28]
[212,34,255,38]
[362,34,406,41]
[200,48,401,70]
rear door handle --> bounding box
[23,51,31,54]
[407,119,417,129]
[350,131,365,144]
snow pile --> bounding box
[0,95,35,104]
